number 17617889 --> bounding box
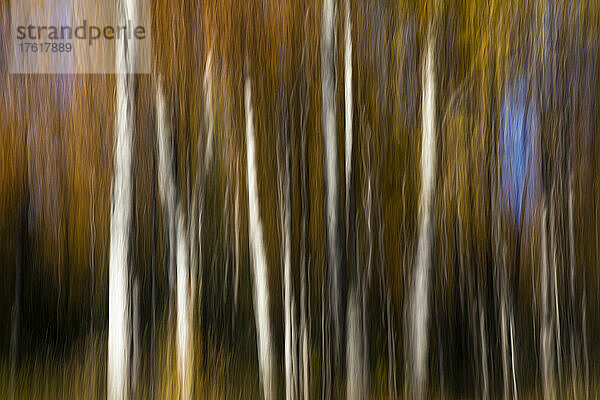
[19,42,72,53]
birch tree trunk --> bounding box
[156,78,192,400]
[343,1,366,398]
[245,75,275,400]
[108,0,136,396]
[278,89,297,400]
[408,30,436,399]
[540,200,555,399]
[321,0,342,362]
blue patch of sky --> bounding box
[501,78,539,226]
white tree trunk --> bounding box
[568,174,577,399]
[299,87,311,400]
[541,201,555,399]
[408,32,436,399]
[280,129,296,400]
[194,49,215,318]
[343,2,366,398]
[283,209,296,400]
[176,207,192,399]
[245,76,275,400]
[203,50,215,172]
[321,0,342,350]
[108,0,136,397]
[156,79,177,311]
[156,79,192,400]
[346,289,365,400]
[344,0,352,203]
[300,275,310,400]
[549,186,562,389]
[500,241,510,400]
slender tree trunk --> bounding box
[278,84,296,400]
[176,207,192,400]
[342,0,366,397]
[245,74,274,400]
[156,78,192,400]
[539,4,555,398]
[131,103,139,397]
[582,291,589,400]
[299,72,311,400]
[196,49,215,321]
[408,30,436,399]
[321,0,342,364]
[541,201,555,400]
[346,288,363,400]
[188,93,199,385]
[344,0,353,233]
[510,310,518,399]
[379,193,394,399]
[501,248,510,400]
[108,0,136,395]
[549,185,562,391]
[568,171,577,399]
[156,74,177,363]
[361,139,374,398]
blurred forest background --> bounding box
[1,0,600,398]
